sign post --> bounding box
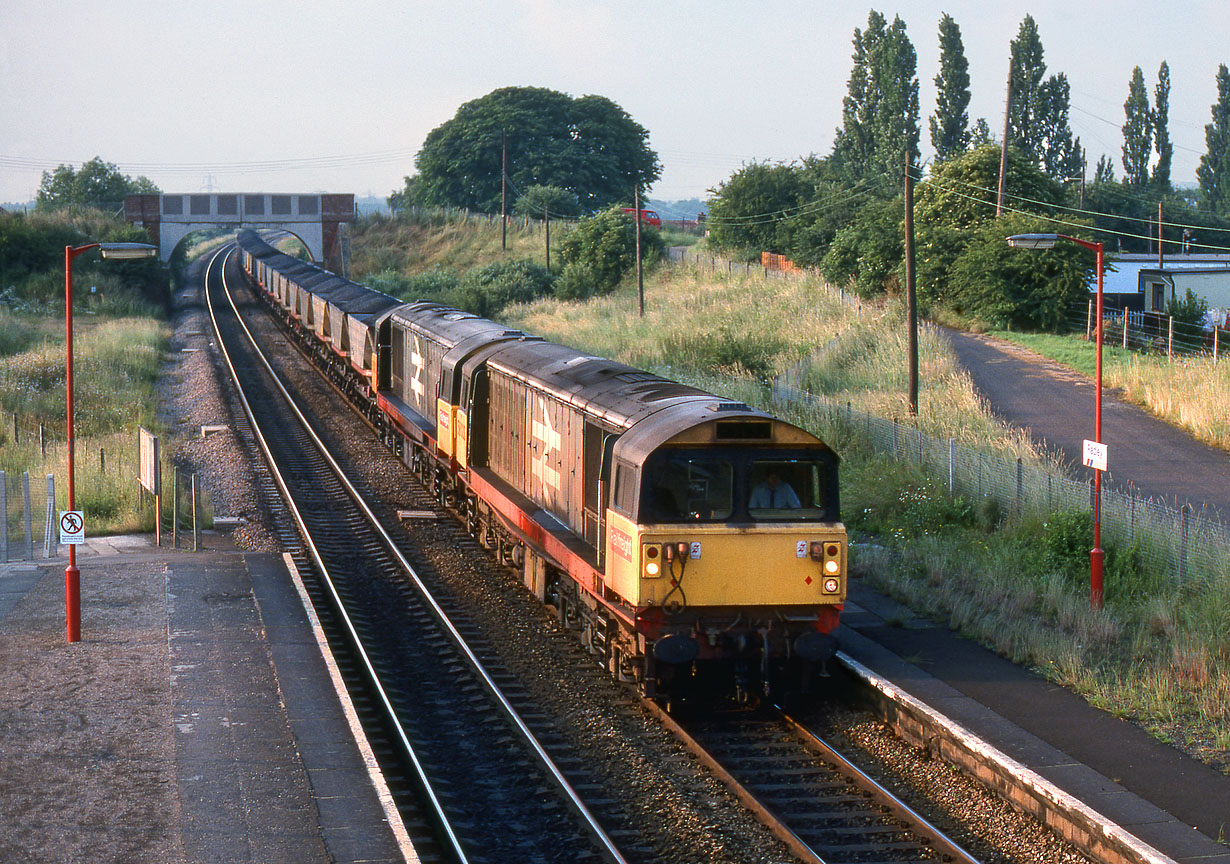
[138,427,160,546]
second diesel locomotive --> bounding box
[235,228,847,701]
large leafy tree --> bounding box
[705,161,812,259]
[1122,66,1154,187]
[1153,62,1173,190]
[929,13,971,161]
[404,87,660,215]
[831,10,919,182]
[36,157,157,211]
[1198,65,1230,214]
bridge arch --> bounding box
[125,193,354,273]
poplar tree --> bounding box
[1198,64,1230,214]
[929,13,971,161]
[1122,66,1154,186]
[1039,73,1082,179]
[1153,61,1173,190]
[832,10,919,182]
[1007,15,1047,164]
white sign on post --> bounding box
[59,510,85,545]
[1083,439,1108,472]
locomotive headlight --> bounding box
[645,561,661,577]
[823,577,840,593]
[824,559,840,575]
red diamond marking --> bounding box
[804,575,813,585]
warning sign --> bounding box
[59,511,85,545]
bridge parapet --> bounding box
[124,192,354,273]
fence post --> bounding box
[1168,316,1174,360]
[948,438,955,493]
[1086,298,1093,340]
[43,474,55,558]
[173,468,180,550]
[1215,328,1220,361]
[22,471,33,561]
[892,418,899,460]
[1178,503,1191,584]
[1015,458,1023,513]
[192,473,199,552]
[40,423,46,458]
[1,470,7,564]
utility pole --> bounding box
[997,56,1013,216]
[635,185,644,317]
[904,151,918,416]
[544,205,550,273]
[501,128,508,252]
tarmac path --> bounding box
[940,327,1230,522]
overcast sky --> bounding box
[2,0,1227,206]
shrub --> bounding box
[556,208,664,296]
[455,258,556,318]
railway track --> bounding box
[203,245,627,864]
[656,704,982,864]
[197,240,1097,864]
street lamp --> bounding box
[64,241,159,642]
[1007,232,1105,610]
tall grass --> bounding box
[0,316,168,536]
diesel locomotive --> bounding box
[235,228,847,701]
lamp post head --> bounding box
[1007,233,1060,250]
[98,242,158,260]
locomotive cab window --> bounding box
[641,451,734,523]
[747,459,829,521]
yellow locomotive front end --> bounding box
[604,411,847,700]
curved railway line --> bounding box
[196,238,1103,864]
[204,245,626,864]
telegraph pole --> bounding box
[501,128,508,252]
[904,151,918,416]
[635,185,644,316]
[997,56,1013,216]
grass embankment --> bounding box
[991,330,1230,451]
[497,262,1229,772]
[0,311,169,539]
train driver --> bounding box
[748,470,801,509]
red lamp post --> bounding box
[1008,233,1105,609]
[63,241,158,642]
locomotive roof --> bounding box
[484,338,714,429]
[390,302,528,348]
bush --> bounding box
[656,327,785,381]
[556,208,664,296]
[454,258,556,318]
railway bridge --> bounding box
[124,192,355,273]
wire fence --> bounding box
[770,378,1230,592]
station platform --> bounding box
[838,581,1230,864]
[0,533,413,864]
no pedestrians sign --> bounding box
[59,511,85,545]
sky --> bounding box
[3,0,1229,207]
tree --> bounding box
[512,184,580,219]
[930,13,972,161]
[705,161,811,259]
[555,207,664,299]
[1094,154,1116,184]
[946,213,1094,330]
[1038,74,1082,179]
[1007,15,1048,165]
[404,87,660,215]
[1198,65,1230,214]
[1122,66,1154,187]
[1153,62,1173,190]
[831,11,919,182]
[818,196,904,297]
[36,157,157,211]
